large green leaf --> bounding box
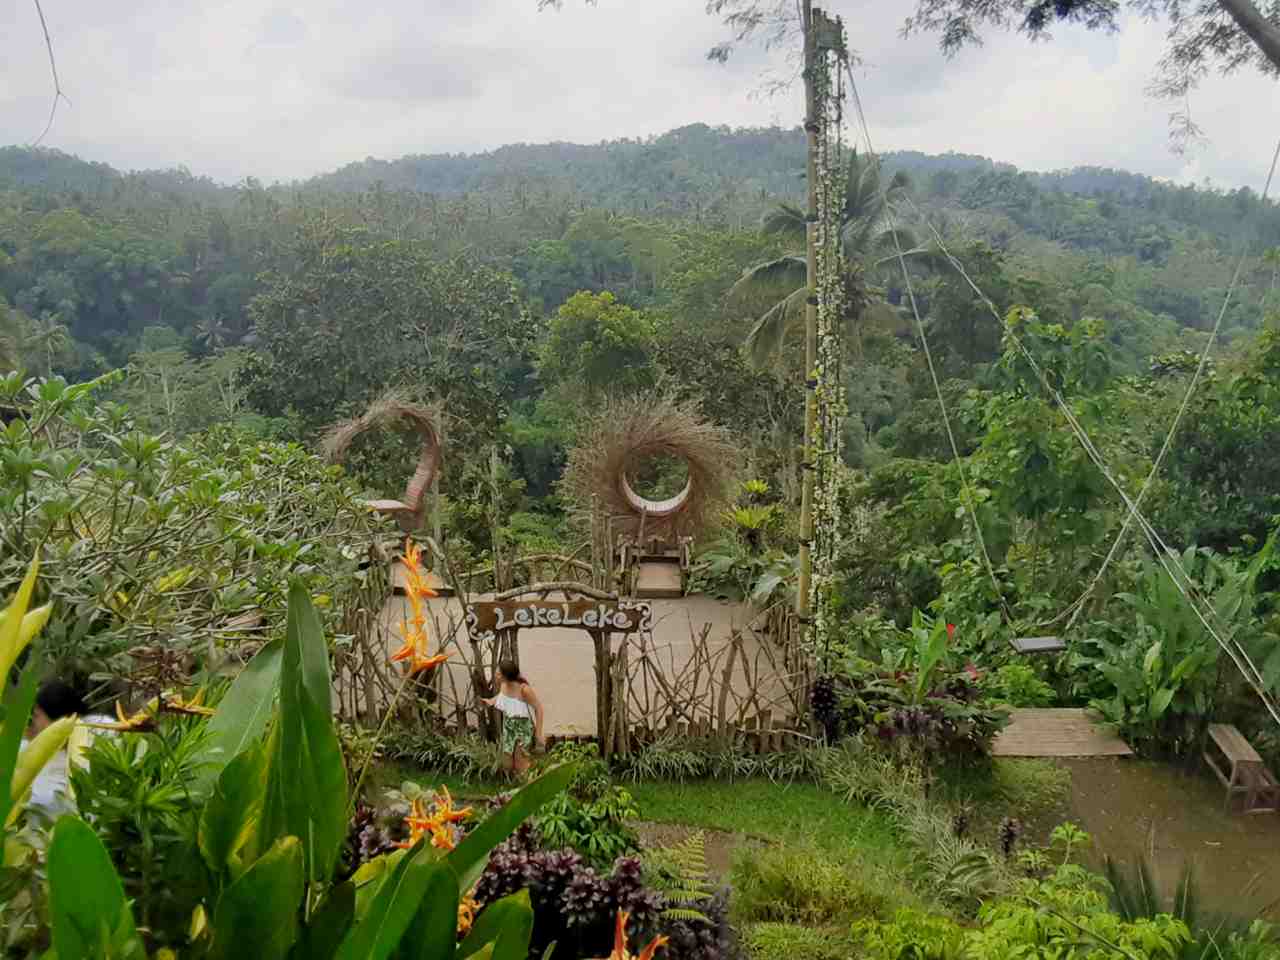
[447,763,577,892]
[195,638,283,793]
[335,846,454,960]
[47,816,145,960]
[208,836,305,960]
[199,740,269,881]
[396,864,464,960]
[0,554,50,682]
[1262,643,1280,693]
[1142,641,1163,678]
[262,584,348,884]
[296,883,356,960]
[1150,688,1176,719]
[455,890,534,960]
[0,651,41,847]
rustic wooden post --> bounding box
[591,629,610,758]
[615,637,630,759]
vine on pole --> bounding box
[803,7,849,663]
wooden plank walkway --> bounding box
[992,708,1133,758]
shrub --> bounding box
[851,907,964,960]
[381,727,504,780]
[852,866,1207,960]
[534,741,639,867]
[730,843,892,926]
[985,663,1056,707]
[625,736,828,785]
[742,923,860,960]
[818,615,1011,759]
[967,865,1193,959]
[69,718,211,943]
[829,666,1010,757]
[474,845,662,958]
[815,745,1008,911]
[0,375,390,682]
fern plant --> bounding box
[644,831,714,924]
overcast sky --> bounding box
[2,0,1278,190]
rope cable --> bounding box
[1055,134,1280,634]
[842,62,1012,619]
[900,196,1280,728]
[843,59,1280,728]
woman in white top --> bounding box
[481,660,545,777]
[22,680,113,820]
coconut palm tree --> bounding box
[731,150,925,366]
[195,314,232,351]
[0,301,24,372]
[1262,246,1280,296]
[24,313,70,377]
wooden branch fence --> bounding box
[331,541,814,757]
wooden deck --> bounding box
[992,708,1133,758]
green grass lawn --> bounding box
[374,761,909,868]
[627,778,907,869]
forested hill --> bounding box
[303,126,1011,212]
[4,125,1272,247]
[4,123,1280,388]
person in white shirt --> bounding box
[22,680,114,821]
[480,660,546,778]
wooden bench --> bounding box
[1204,723,1279,814]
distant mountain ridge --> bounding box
[0,123,1157,207]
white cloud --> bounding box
[1,0,1276,188]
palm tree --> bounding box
[195,315,231,351]
[731,150,922,366]
[24,313,70,377]
[1262,246,1280,296]
[0,301,23,372]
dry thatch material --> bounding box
[320,391,441,533]
[561,396,738,542]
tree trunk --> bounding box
[1219,0,1280,74]
[432,407,444,548]
[797,0,818,632]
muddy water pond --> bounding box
[1059,758,1280,919]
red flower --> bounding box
[946,622,956,641]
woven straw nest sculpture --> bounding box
[320,391,441,533]
[561,396,738,541]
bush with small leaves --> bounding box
[730,844,894,927]
[984,663,1056,708]
[742,923,859,960]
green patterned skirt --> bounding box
[501,715,534,755]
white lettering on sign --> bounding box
[475,600,650,639]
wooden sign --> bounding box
[465,599,651,641]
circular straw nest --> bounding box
[320,390,441,533]
[561,395,738,541]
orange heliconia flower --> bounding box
[160,689,216,717]
[598,911,668,960]
[390,539,447,675]
[85,699,159,733]
[396,786,473,852]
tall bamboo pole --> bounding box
[796,0,818,632]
